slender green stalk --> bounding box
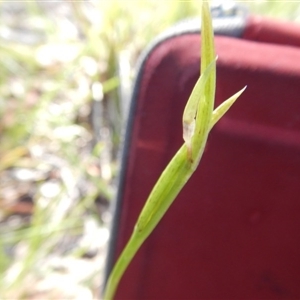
[103,2,246,299]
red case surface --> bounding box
[106,12,300,300]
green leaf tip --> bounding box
[210,85,247,129]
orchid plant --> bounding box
[103,2,246,299]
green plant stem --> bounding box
[103,145,191,299]
[103,3,214,297]
[103,80,246,299]
[103,231,144,300]
[103,2,245,299]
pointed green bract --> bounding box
[210,86,247,129]
[183,59,216,158]
[189,1,216,164]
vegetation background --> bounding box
[0,1,298,299]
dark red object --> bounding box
[105,11,300,300]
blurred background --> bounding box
[0,1,299,299]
